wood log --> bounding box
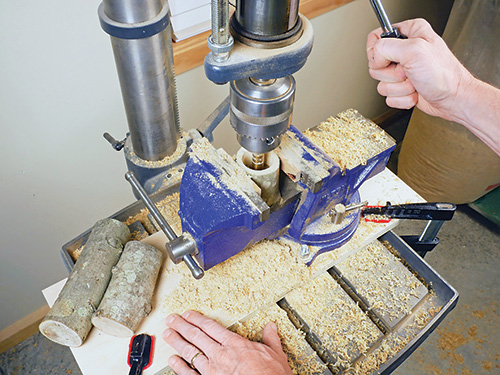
[39,218,130,347]
[92,241,164,337]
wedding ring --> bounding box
[190,351,203,369]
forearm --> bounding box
[451,77,500,156]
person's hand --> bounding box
[162,311,293,375]
[366,18,474,122]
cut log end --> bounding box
[39,320,83,347]
[39,218,131,347]
[91,316,134,338]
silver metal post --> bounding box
[211,0,229,45]
[102,0,180,161]
[369,0,394,34]
[209,0,233,62]
[419,220,445,242]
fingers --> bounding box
[366,27,382,58]
[369,38,409,70]
[182,310,240,345]
[168,355,201,375]
[385,92,418,110]
[166,314,220,357]
[377,79,416,97]
[369,63,407,83]
[368,19,437,71]
[163,329,210,373]
[261,322,283,353]
[392,18,435,41]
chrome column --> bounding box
[102,0,180,161]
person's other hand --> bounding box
[162,311,293,375]
[366,18,474,121]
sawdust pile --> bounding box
[336,241,427,324]
[350,306,437,375]
[124,192,182,236]
[163,239,312,324]
[230,304,327,375]
[303,109,394,171]
[285,273,382,370]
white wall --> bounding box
[0,0,452,331]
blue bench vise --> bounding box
[171,123,394,276]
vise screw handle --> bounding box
[125,171,204,279]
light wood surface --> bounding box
[172,0,354,75]
[42,168,424,375]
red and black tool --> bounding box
[128,334,154,375]
[361,202,456,222]
[362,202,456,257]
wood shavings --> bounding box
[124,193,182,236]
[285,273,383,371]
[230,304,327,375]
[349,306,438,375]
[336,241,428,327]
[303,109,394,171]
[162,239,313,326]
[125,132,188,168]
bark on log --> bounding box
[39,219,130,347]
[92,241,163,337]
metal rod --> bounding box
[126,171,205,279]
[197,96,230,142]
[419,220,445,242]
[102,0,180,161]
[369,0,394,34]
[125,171,177,241]
[211,0,229,45]
[209,0,232,62]
[182,255,204,280]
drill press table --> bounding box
[42,169,457,375]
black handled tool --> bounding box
[362,202,456,221]
[363,202,457,258]
[369,0,407,39]
[128,334,154,375]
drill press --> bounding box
[98,0,395,278]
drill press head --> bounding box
[230,76,296,155]
[211,0,305,165]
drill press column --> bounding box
[100,0,180,161]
